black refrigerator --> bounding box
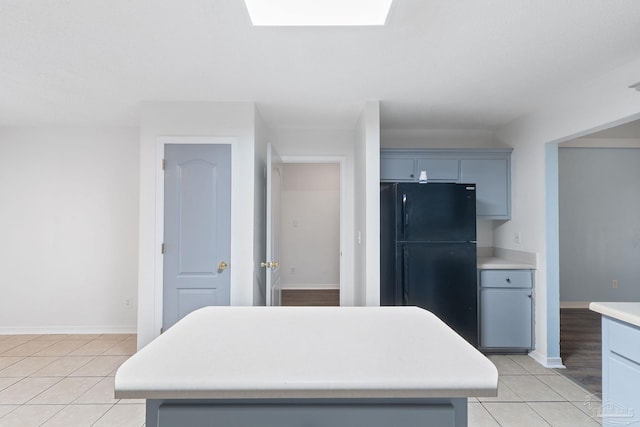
[380,182,478,347]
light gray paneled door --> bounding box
[163,144,231,331]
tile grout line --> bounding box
[88,402,120,427]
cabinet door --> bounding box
[480,288,532,349]
[380,157,415,181]
[415,159,459,182]
[460,159,509,219]
[603,318,640,423]
[606,355,640,424]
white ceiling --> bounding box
[1,0,640,130]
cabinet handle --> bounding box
[506,278,511,283]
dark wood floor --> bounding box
[281,289,340,306]
[559,308,602,395]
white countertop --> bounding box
[115,306,498,400]
[477,256,536,270]
[589,302,640,328]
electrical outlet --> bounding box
[612,280,619,289]
[124,297,133,309]
[514,232,521,244]
[290,267,296,275]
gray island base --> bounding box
[147,397,466,427]
[115,307,498,427]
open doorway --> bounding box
[557,119,640,394]
[279,162,341,306]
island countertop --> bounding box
[589,302,640,328]
[115,306,498,400]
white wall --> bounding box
[281,163,340,288]
[137,102,257,349]
[559,147,640,303]
[0,127,139,333]
[495,56,640,366]
[354,101,381,306]
[381,128,502,149]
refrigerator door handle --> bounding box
[402,246,409,305]
[402,193,408,237]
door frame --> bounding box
[280,155,349,306]
[153,136,239,336]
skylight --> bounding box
[244,0,394,26]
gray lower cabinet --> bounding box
[479,269,534,352]
[380,149,512,219]
[601,317,640,425]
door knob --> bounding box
[260,261,279,269]
[218,261,228,272]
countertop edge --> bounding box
[477,257,536,270]
[589,302,640,328]
[114,386,499,400]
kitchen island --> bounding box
[115,306,498,427]
[589,302,640,427]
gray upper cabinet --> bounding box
[460,158,509,219]
[380,149,512,220]
[379,157,416,181]
[415,158,459,182]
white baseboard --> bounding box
[281,284,340,290]
[0,326,137,335]
[529,350,566,369]
[560,301,591,309]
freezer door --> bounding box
[397,242,478,346]
[396,183,476,242]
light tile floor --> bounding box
[470,354,602,426]
[0,334,602,426]
[0,334,144,427]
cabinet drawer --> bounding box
[480,270,532,288]
[608,319,640,364]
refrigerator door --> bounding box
[396,183,476,242]
[397,242,478,346]
[380,183,396,305]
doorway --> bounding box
[279,162,341,306]
[556,119,640,393]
